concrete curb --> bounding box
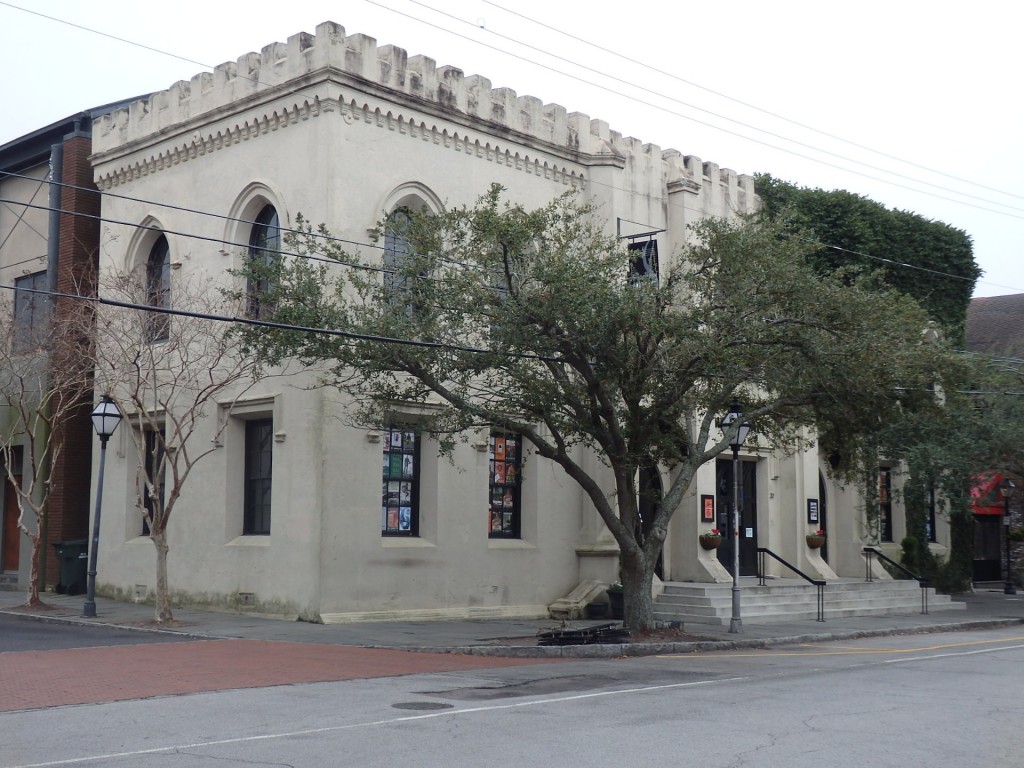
[4,608,1021,659]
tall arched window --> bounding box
[247,204,280,318]
[145,235,170,342]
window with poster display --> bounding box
[488,430,521,538]
[381,426,419,536]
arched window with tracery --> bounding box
[247,204,280,318]
[145,235,170,342]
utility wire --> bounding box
[0,193,991,293]
[3,0,1019,223]
[479,0,1024,204]
[406,0,1024,215]
[364,0,1024,221]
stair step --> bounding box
[653,579,964,625]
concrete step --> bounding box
[653,579,964,625]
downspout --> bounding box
[37,141,63,593]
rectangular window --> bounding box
[382,426,419,536]
[243,419,273,535]
[13,271,50,352]
[488,431,522,538]
[879,467,893,542]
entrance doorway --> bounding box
[973,516,1002,581]
[818,472,829,563]
[716,458,758,576]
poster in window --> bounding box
[391,431,402,449]
[387,481,400,505]
[400,481,412,504]
[494,437,506,460]
[505,463,518,483]
[491,487,504,506]
[503,512,513,531]
[381,506,387,530]
[383,432,391,451]
[399,507,411,531]
[382,454,390,473]
[403,431,415,449]
[402,454,414,478]
[503,489,514,508]
[494,462,506,484]
[389,453,403,477]
[505,439,517,460]
[807,499,819,524]
[491,511,503,532]
[701,494,715,523]
[386,507,399,530]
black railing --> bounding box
[862,546,930,614]
[757,548,826,622]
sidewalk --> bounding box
[3,587,1023,658]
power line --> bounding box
[365,0,1024,221]
[5,0,1019,223]
[479,0,1024,205]
[404,0,1024,215]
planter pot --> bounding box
[608,589,624,620]
[806,534,826,549]
[699,535,722,550]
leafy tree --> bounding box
[755,174,979,342]
[235,185,956,629]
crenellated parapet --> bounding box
[92,20,755,211]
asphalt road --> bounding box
[2,623,1021,767]
[0,613,190,652]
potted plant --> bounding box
[699,528,723,550]
[806,529,827,549]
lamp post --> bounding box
[999,478,1016,596]
[721,398,750,634]
[82,395,122,618]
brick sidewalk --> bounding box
[0,639,556,713]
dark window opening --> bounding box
[243,419,273,535]
[13,271,50,352]
[247,205,280,319]
[146,235,170,342]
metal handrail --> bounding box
[862,546,930,615]
[757,548,826,622]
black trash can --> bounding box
[52,539,88,595]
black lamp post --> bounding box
[999,478,1016,596]
[722,398,750,634]
[82,395,122,618]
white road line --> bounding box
[5,677,747,768]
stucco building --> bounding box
[80,22,938,620]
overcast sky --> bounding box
[2,0,1020,298]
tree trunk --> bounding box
[621,554,657,630]
[23,530,42,607]
[151,530,173,622]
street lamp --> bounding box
[721,398,750,634]
[999,478,1016,596]
[82,395,122,618]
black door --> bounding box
[818,472,829,563]
[973,516,1002,581]
[716,458,758,576]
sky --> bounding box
[1,0,1021,297]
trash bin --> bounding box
[52,539,88,595]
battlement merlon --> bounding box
[91,20,756,202]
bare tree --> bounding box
[0,293,93,607]
[88,266,256,622]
